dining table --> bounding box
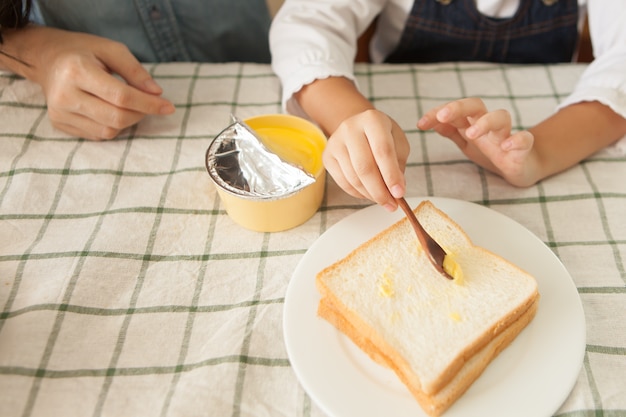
[1,61,625,417]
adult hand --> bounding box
[418,98,538,187]
[323,109,410,210]
[29,27,175,140]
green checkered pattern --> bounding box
[1,62,624,417]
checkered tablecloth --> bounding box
[1,62,624,417]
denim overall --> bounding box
[386,0,579,64]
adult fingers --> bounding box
[96,41,164,95]
[78,70,174,116]
[52,117,122,141]
[49,87,147,137]
[65,44,175,116]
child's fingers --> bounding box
[322,150,370,200]
[417,105,445,129]
[502,130,534,152]
[435,98,488,129]
[432,123,468,149]
[465,109,511,140]
[348,136,393,206]
[363,120,406,203]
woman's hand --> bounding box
[26,27,175,140]
[418,98,539,187]
[323,109,410,210]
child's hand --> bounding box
[323,109,410,210]
[417,98,538,187]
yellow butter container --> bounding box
[206,114,327,232]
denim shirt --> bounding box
[31,0,272,63]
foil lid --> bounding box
[206,116,316,199]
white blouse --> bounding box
[270,0,626,132]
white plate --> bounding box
[284,196,585,417]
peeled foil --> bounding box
[206,116,316,199]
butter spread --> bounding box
[443,254,464,285]
[449,312,462,322]
[378,267,395,298]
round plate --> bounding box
[283,197,585,417]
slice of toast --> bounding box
[316,200,539,416]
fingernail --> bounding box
[390,184,404,199]
[466,126,477,138]
[160,103,175,114]
[417,116,427,126]
[383,203,396,212]
[437,108,450,121]
[144,79,162,94]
